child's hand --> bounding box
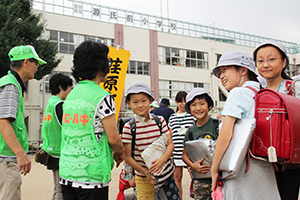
[113,151,124,168]
[211,169,219,191]
[128,177,136,187]
[149,157,165,174]
[191,158,210,174]
[146,171,157,185]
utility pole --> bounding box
[42,0,46,115]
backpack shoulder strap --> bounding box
[129,117,136,159]
[245,86,257,93]
[127,117,137,176]
[151,114,163,135]
[188,125,193,140]
[212,118,220,136]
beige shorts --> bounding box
[135,175,155,200]
[0,159,22,200]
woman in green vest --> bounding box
[59,41,124,200]
[41,73,73,200]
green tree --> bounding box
[0,0,61,80]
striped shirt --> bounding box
[0,84,19,121]
[122,114,170,177]
[168,112,195,166]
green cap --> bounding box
[150,101,159,108]
[8,45,47,65]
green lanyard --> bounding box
[176,112,187,126]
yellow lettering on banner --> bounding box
[99,46,131,122]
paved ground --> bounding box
[21,155,193,200]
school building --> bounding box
[25,0,300,147]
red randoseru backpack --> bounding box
[251,88,300,164]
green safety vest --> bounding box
[41,95,63,157]
[0,71,28,156]
[59,80,114,183]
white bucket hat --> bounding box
[212,50,257,78]
[253,40,289,67]
[185,88,213,114]
[125,82,154,99]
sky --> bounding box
[83,0,300,44]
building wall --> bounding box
[25,11,300,145]
[124,26,150,61]
[46,13,114,39]
[123,26,152,90]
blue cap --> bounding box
[160,98,170,106]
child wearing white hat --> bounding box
[253,41,300,200]
[181,88,217,200]
[210,50,280,200]
[121,82,180,200]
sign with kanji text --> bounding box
[99,46,131,122]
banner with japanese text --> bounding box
[99,46,131,122]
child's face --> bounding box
[219,66,243,91]
[189,98,211,121]
[127,93,151,118]
[176,99,186,113]
[256,46,285,81]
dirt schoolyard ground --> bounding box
[21,155,193,200]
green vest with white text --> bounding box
[59,80,114,183]
[41,95,63,157]
[0,71,28,156]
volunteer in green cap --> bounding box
[41,73,73,200]
[0,45,47,200]
[59,41,124,200]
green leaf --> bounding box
[0,0,61,80]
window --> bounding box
[47,30,114,54]
[127,61,150,75]
[50,30,58,40]
[216,53,222,64]
[58,32,75,54]
[158,46,208,69]
[42,75,51,94]
[219,88,227,101]
[194,83,203,88]
[124,104,131,112]
[159,80,210,99]
[286,64,297,77]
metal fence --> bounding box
[33,0,300,54]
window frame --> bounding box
[127,61,150,75]
[47,29,114,54]
[158,46,209,69]
[159,80,210,99]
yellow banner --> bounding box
[99,46,131,122]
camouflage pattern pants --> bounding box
[193,179,212,200]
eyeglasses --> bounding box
[29,58,39,67]
[256,58,283,66]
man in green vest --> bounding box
[41,73,73,200]
[0,45,47,200]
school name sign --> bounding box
[99,46,131,121]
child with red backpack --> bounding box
[210,50,280,199]
[253,41,300,200]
